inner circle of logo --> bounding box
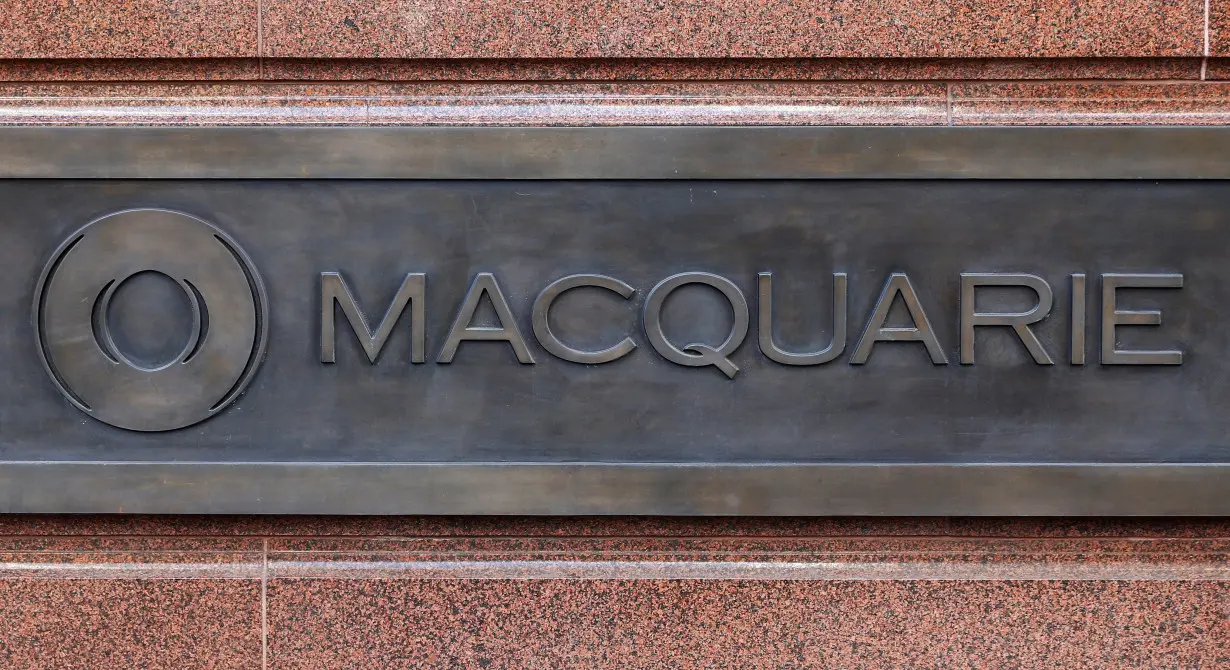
[34,209,269,432]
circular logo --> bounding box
[34,209,268,432]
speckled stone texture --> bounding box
[0,1,257,59]
[0,83,370,125]
[952,82,1230,124]
[0,57,1207,82]
[1212,1,1230,56]
[0,580,262,669]
[1200,58,1230,80]
[0,518,1226,668]
[256,57,1207,82]
[0,82,947,125]
[0,0,1211,60]
[0,540,263,669]
[0,59,264,82]
[7,80,1230,125]
[266,580,1228,669]
[1,0,1229,667]
[0,535,263,668]
[261,0,1204,58]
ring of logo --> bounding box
[33,209,268,432]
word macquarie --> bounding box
[321,270,1184,379]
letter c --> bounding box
[532,274,637,364]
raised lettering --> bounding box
[959,273,1054,365]
[532,274,637,364]
[437,272,535,364]
[757,272,847,366]
[320,272,425,364]
[643,272,748,379]
[1071,273,1086,365]
[851,272,948,365]
[1101,273,1184,365]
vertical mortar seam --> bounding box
[1207,0,1212,56]
[946,82,953,126]
[1204,0,1211,79]
[262,537,268,670]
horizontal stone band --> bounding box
[2,463,1229,515]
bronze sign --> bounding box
[0,127,1228,515]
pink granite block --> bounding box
[1211,2,1230,56]
[0,581,262,668]
[0,56,1202,83]
[262,57,1203,82]
[0,59,263,82]
[0,535,264,578]
[0,536,263,669]
[0,81,946,125]
[1200,58,1230,79]
[267,579,1229,668]
[0,83,367,125]
[261,0,1203,59]
[265,534,1230,580]
[365,81,947,125]
[952,82,1230,124]
[0,535,263,553]
[0,1,259,59]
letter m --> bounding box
[320,272,426,364]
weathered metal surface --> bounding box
[2,464,1226,516]
[1,128,1228,515]
[4,127,1230,179]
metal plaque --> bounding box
[2,127,1230,515]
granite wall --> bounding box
[1,1,1228,667]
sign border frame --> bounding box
[2,462,1228,515]
[3,125,1228,516]
[3,126,1230,180]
